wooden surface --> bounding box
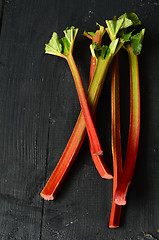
[0,0,159,239]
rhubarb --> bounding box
[45,27,102,156]
[114,29,145,205]
[105,13,136,226]
[84,25,112,179]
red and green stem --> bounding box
[67,53,103,156]
[109,54,122,228]
[85,29,112,179]
[114,47,140,205]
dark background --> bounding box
[0,0,158,239]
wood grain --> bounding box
[0,0,158,239]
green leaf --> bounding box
[90,43,102,59]
[106,12,142,41]
[90,43,110,59]
[59,37,70,55]
[123,31,133,41]
[90,38,119,59]
[130,29,145,55]
[102,45,109,59]
[120,17,133,29]
[45,27,78,57]
[106,17,124,40]
[45,32,63,56]
[120,13,141,26]
[63,26,78,45]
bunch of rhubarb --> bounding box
[40,12,145,228]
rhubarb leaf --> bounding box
[45,27,78,57]
[90,43,110,59]
[45,32,63,56]
[90,39,119,59]
[130,28,145,55]
[90,42,103,58]
[119,17,133,29]
[106,17,124,40]
[123,31,133,41]
[102,45,110,59]
[59,37,70,55]
[106,13,141,41]
[119,12,141,26]
[64,26,78,45]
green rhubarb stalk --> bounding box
[45,27,102,156]
[84,25,112,179]
[115,47,140,205]
[114,28,145,205]
[41,37,121,200]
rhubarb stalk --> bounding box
[109,53,122,228]
[66,53,103,156]
[114,27,145,205]
[114,46,141,205]
[84,26,112,178]
[45,27,102,156]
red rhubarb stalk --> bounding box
[109,53,122,228]
[45,27,103,156]
[66,53,103,156]
[114,46,140,205]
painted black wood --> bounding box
[0,0,158,239]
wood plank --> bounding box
[0,0,54,239]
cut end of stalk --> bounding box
[109,202,122,228]
[109,224,119,229]
[102,173,113,179]
[90,152,113,179]
[93,150,103,156]
[40,193,54,201]
[114,194,127,205]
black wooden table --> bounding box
[0,0,159,239]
